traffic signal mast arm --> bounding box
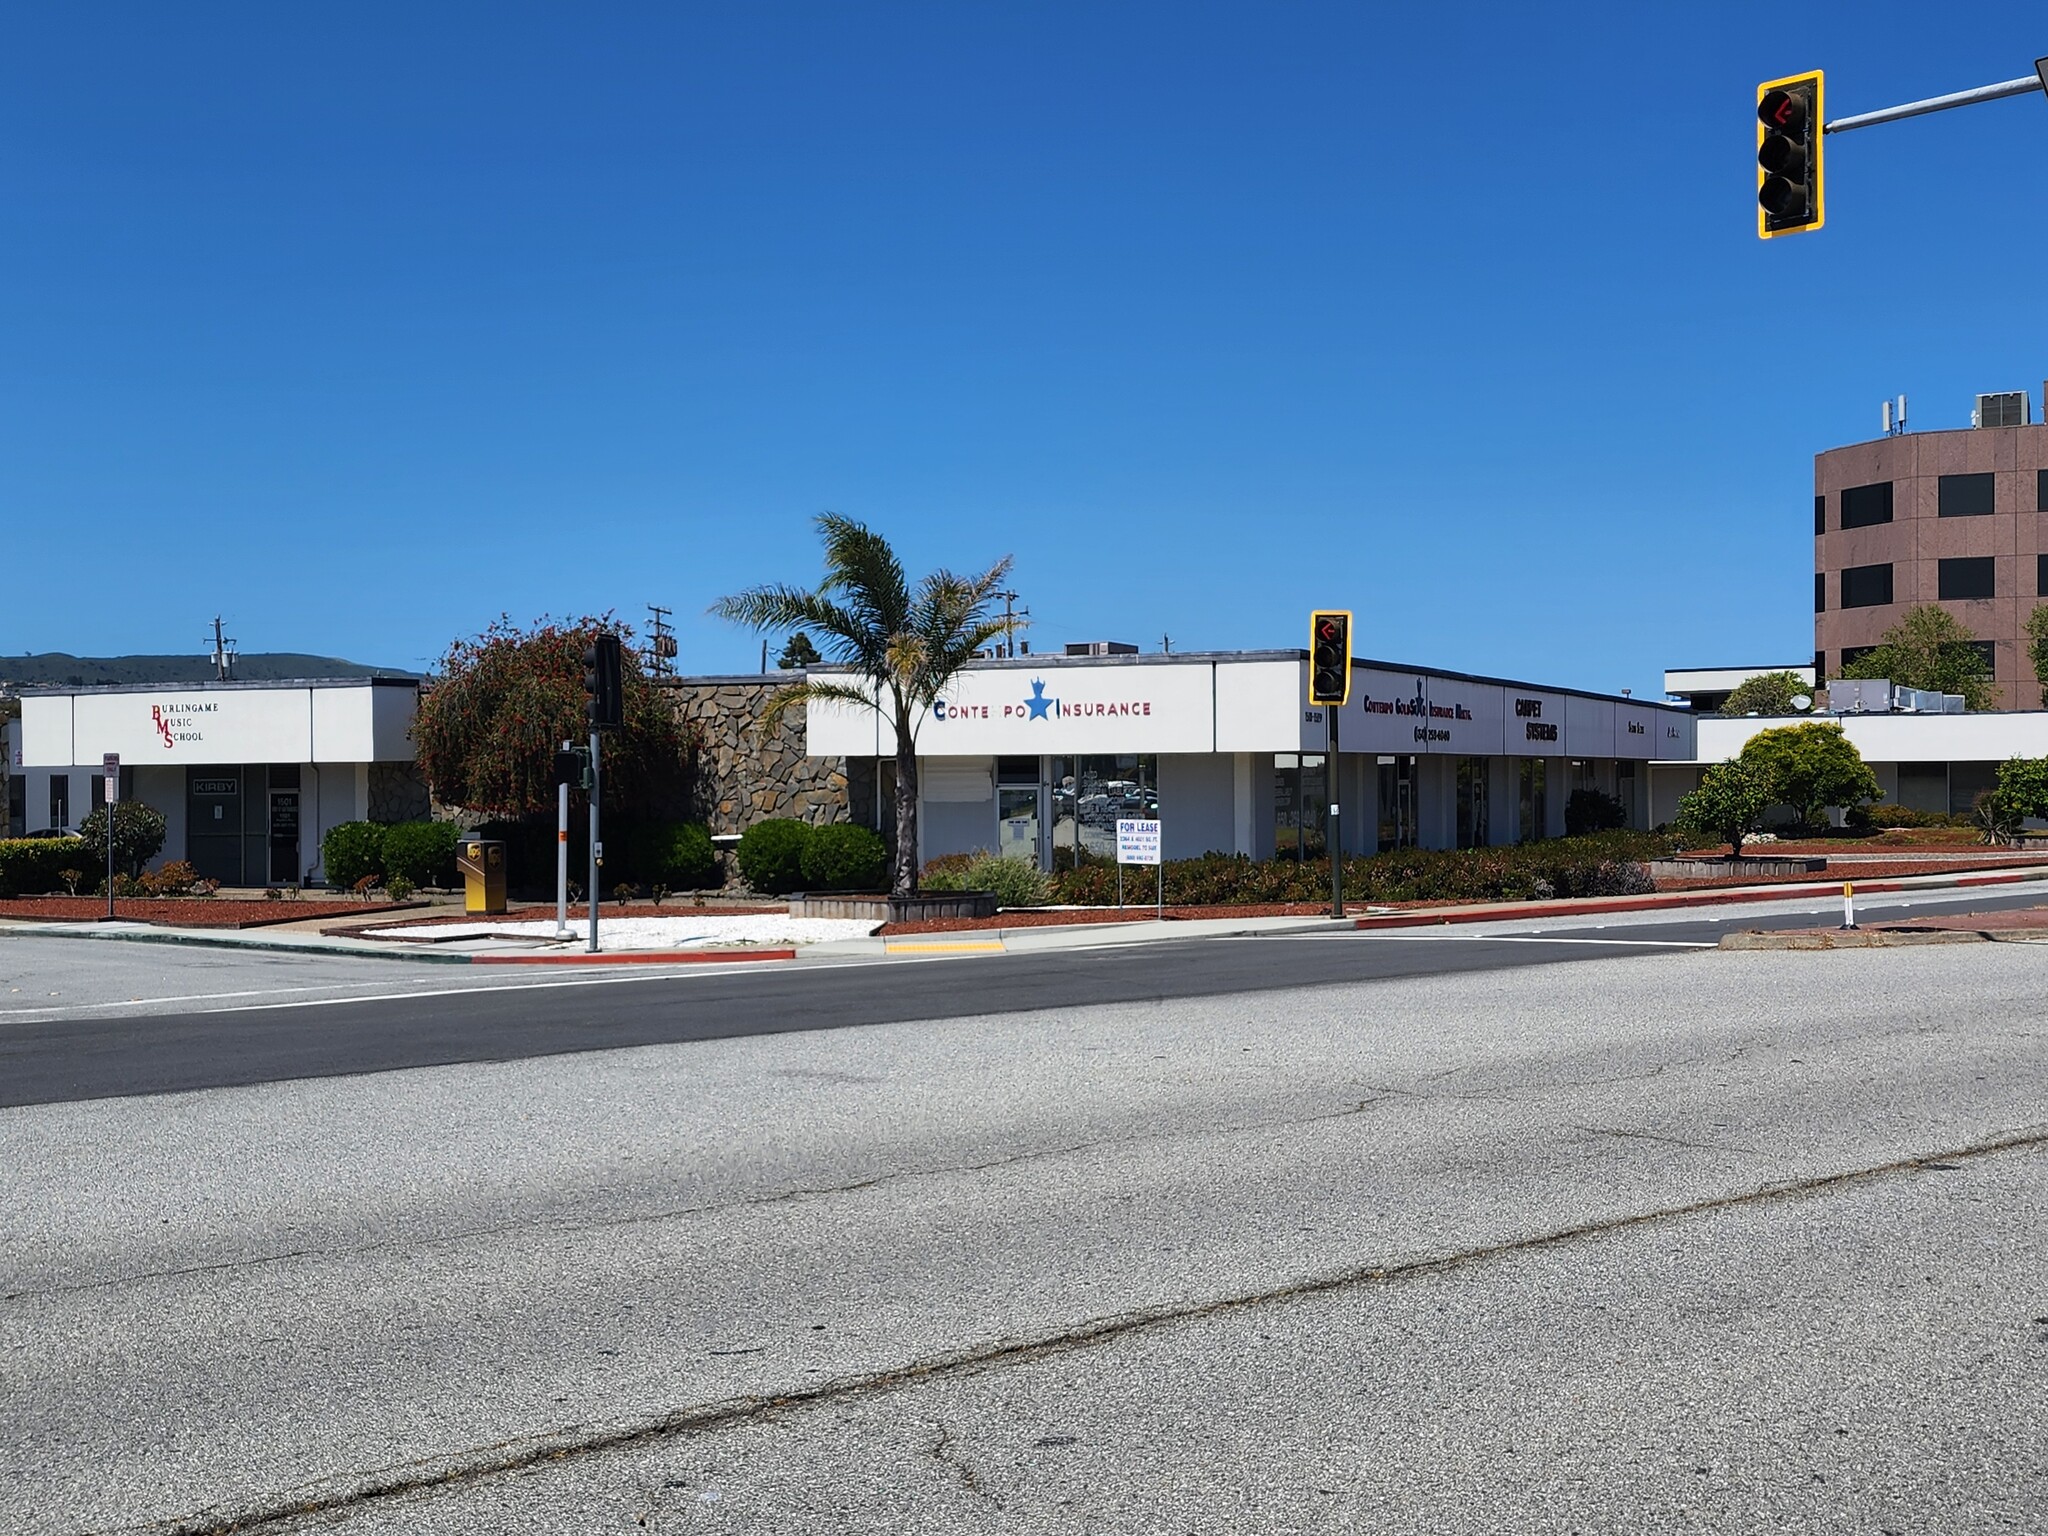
[1823,64,2046,134]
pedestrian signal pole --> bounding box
[582,634,624,954]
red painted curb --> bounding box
[468,947,798,966]
[1352,869,2044,932]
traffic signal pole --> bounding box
[1824,67,2045,134]
[1328,704,1342,920]
[588,727,601,954]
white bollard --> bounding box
[1841,881,1856,930]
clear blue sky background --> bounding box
[5,4,2044,692]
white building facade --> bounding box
[806,651,1696,865]
[8,678,422,886]
[1650,707,2048,825]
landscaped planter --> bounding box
[1647,856,1829,880]
[788,891,999,922]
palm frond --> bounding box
[757,677,880,730]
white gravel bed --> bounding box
[365,914,881,950]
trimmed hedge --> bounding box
[644,819,719,889]
[381,820,461,888]
[735,818,811,894]
[800,823,888,891]
[1046,830,1675,908]
[321,821,386,889]
[0,838,96,897]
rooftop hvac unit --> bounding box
[1063,641,1139,656]
[1973,391,2030,428]
[1830,677,1893,714]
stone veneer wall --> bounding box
[661,675,861,835]
[368,761,432,823]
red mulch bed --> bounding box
[0,898,426,929]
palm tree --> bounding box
[712,514,1013,895]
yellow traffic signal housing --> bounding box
[1308,610,1352,706]
[1757,71,1824,238]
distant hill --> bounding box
[0,653,424,689]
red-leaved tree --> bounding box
[413,616,694,818]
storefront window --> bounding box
[1455,757,1489,849]
[1274,754,1327,860]
[1616,760,1640,828]
[48,776,69,833]
[1052,755,1158,863]
[1517,758,1547,843]
[1376,756,1416,851]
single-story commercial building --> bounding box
[806,650,1698,865]
[1650,706,2048,825]
[7,677,425,886]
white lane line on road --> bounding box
[0,980,450,1017]
[1346,934,1717,948]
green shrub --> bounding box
[78,802,167,878]
[380,820,460,888]
[321,821,386,889]
[735,818,812,894]
[800,823,888,891]
[1861,803,1967,830]
[920,850,1052,907]
[0,838,93,897]
[644,820,719,889]
[1563,788,1628,837]
[384,873,417,902]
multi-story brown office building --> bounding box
[1814,392,2048,709]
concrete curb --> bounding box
[469,947,797,966]
[1352,867,2048,932]
[1719,928,1988,950]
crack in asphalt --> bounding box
[86,1124,2048,1536]
[1,1096,1395,1304]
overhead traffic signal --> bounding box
[1308,610,1352,706]
[1757,72,1824,238]
[582,633,624,730]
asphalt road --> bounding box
[2,931,2044,1534]
[3,878,2047,1107]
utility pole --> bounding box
[995,591,1030,658]
[646,605,676,677]
[206,617,236,681]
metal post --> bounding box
[1825,71,2044,134]
[103,756,118,920]
[1841,881,1857,931]
[556,768,570,939]
[1329,707,1342,919]
[588,729,601,954]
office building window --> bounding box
[1938,556,1995,600]
[1839,645,1876,670]
[2038,552,2048,596]
[1272,754,1326,860]
[1053,755,1157,862]
[1840,563,1893,609]
[2038,468,2048,512]
[1455,758,1489,849]
[6,776,23,838]
[1967,640,1997,674]
[1516,758,1547,843]
[49,776,69,832]
[1376,756,1416,851]
[1814,572,1825,613]
[1938,472,1994,517]
[1839,482,1893,529]
[1814,495,1825,535]
[1814,650,1826,680]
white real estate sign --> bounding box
[1116,818,1162,866]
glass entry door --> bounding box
[997,786,1041,862]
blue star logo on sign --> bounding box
[1025,679,1055,720]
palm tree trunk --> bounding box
[893,725,920,897]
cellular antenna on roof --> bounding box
[207,616,237,681]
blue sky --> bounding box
[5,4,2044,693]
